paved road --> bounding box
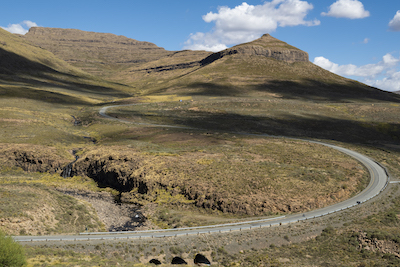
[13,104,390,243]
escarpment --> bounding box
[0,144,68,173]
[72,153,151,193]
[201,34,309,65]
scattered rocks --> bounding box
[357,231,400,258]
[59,189,155,232]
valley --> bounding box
[1,26,400,266]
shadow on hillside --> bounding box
[0,48,132,102]
[135,111,400,146]
[253,79,400,103]
[184,82,242,97]
[181,80,400,103]
[0,84,91,105]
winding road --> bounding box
[14,103,390,243]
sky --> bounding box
[1,0,399,92]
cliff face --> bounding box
[201,34,309,65]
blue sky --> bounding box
[1,0,399,91]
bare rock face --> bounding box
[201,34,309,65]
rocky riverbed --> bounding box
[59,189,157,232]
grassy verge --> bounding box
[0,168,105,235]
[22,184,400,266]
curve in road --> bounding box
[14,103,390,242]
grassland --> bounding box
[0,168,105,236]
[1,27,400,266]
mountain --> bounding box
[152,35,399,102]
[23,27,176,79]
[23,27,212,86]
[0,27,84,77]
[200,34,309,65]
[18,27,400,102]
[24,27,170,65]
[0,27,132,103]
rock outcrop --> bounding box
[201,34,309,65]
[0,144,68,173]
[357,231,400,258]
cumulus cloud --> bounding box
[389,10,400,31]
[184,0,319,52]
[321,0,370,19]
[369,71,400,92]
[1,20,38,35]
[313,53,400,91]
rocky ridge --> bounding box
[201,34,309,65]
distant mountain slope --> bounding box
[200,34,308,65]
[0,28,132,103]
[155,35,399,102]
[0,28,84,76]
[24,27,175,78]
[22,27,399,102]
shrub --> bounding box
[321,226,336,236]
[0,231,26,267]
[169,246,183,255]
[382,211,399,225]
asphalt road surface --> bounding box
[13,104,390,243]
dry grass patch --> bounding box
[0,182,104,235]
[69,135,368,226]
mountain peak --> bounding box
[201,34,308,66]
[237,33,303,51]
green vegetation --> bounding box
[0,230,26,267]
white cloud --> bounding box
[321,0,370,19]
[313,53,400,91]
[184,32,229,52]
[389,10,400,31]
[362,38,369,44]
[1,20,38,35]
[369,71,400,92]
[184,0,319,52]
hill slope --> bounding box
[23,27,176,80]
[23,27,399,103]
[150,35,399,102]
[23,27,212,87]
[0,28,133,103]
[0,27,84,76]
